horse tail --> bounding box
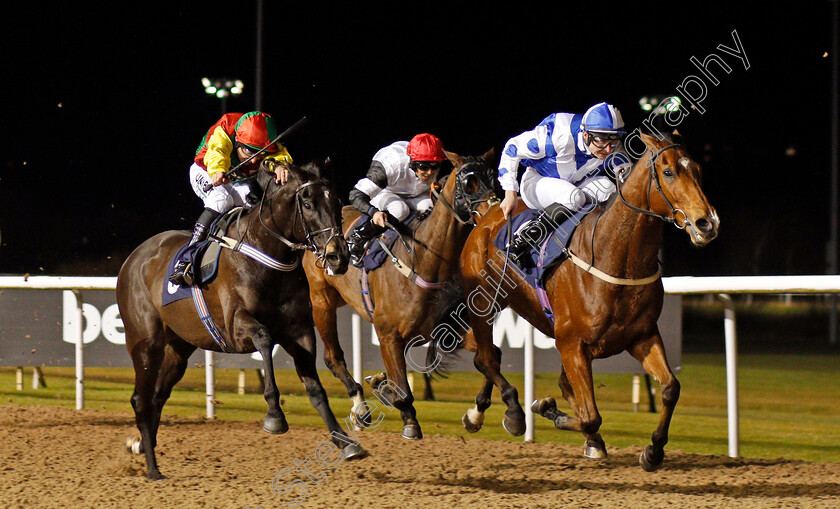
[425,275,469,379]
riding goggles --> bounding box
[586,131,624,150]
[411,161,442,172]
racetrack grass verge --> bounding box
[2,352,837,463]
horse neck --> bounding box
[584,163,663,278]
[239,190,299,259]
[407,180,472,281]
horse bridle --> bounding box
[615,143,689,230]
[431,159,498,225]
[257,178,342,266]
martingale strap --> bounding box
[375,237,445,290]
[190,285,235,353]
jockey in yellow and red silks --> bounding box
[170,111,294,286]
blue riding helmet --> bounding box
[581,102,626,136]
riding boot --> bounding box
[348,219,386,268]
[169,208,221,286]
[507,203,573,268]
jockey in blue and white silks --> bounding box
[497,102,631,268]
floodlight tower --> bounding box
[201,77,244,115]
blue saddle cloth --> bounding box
[354,213,416,271]
[492,206,592,289]
[162,213,233,306]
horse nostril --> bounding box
[695,217,713,233]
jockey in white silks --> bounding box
[497,102,631,267]
[347,133,446,267]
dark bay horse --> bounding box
[453,133,719,470]
[117,162,366,480]
[302,149,496,440]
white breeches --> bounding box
[189,163,255,214]
[370,190,433,221]
[519,168,616,211]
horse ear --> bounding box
[671,130,684,143]
[444,150,463,168]
[482,147,496,164]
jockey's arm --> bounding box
[262,143,293,184]
[203,126,234,185]
[350,162,389,225]
[497,123,551,218]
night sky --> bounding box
[1,2,836,277]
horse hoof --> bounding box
[531,397,557,418]
[502,418,526,437]
[364,373,387,390]
[263,416,289,435]
[125,436,143,455]
[146,470,165,481]
[401,424,423,440]
[462,411,483,433]
[639,447,663,472]
[583,440,608,459]
[342,443,369,461]
[352,404,373,429]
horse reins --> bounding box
[429,160,498,225]
[383,160,496,289]
[564,145,686,287]
[217,176,340,271]
[616,143,688,230]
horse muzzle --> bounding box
[685,208,720,247]
[322,237,349,276]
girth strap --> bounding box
[191,284,235,353]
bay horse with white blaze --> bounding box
[117,162,367,480]
[302,149,496,440]
[451,133,719,471]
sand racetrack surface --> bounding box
[1,405,838,509]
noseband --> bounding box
[616,144,689,230]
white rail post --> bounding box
[73,289,84,410]
[237,369,246,395]
[32,366,45,389]
[15,367,23,391]
[632,375,641,412]
[205,351,215,419]
[524,324,535,442]
[719,293,739,457]
[352,313,362,384]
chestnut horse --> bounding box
[117,162,367,480]
[453,133,719,470]
[302,149,496,440]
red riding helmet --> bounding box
[234,111,279,153]
[407,133,446,162]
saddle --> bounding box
[492,206,592,290]
[162,209,243,306]
[349,212,418,272]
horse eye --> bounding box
[663,168,675,178]
[303,202,313,210]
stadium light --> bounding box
[639,95,682,114]
[202,77,244,114]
